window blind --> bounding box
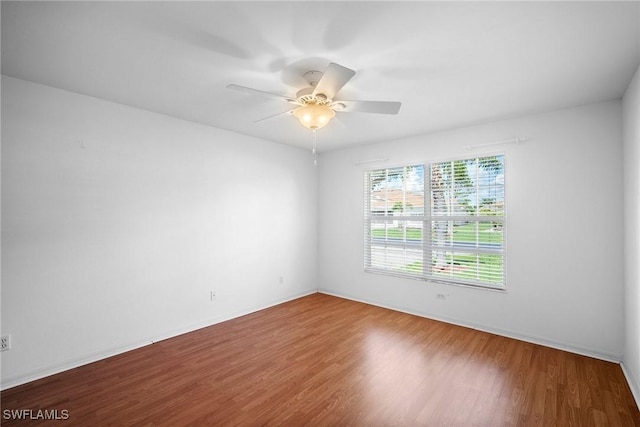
[364,155,505,289]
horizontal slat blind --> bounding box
[364,165,425,276]
[364,155,505,289]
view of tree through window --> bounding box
[364,155,505,289]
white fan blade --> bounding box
[312,63,356,100]
[227,84,298,104]
[254,109,294,123]
[335,100,401,115]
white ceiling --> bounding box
[2,1,639,152]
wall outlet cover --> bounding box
[1,335,11,351]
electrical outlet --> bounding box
[1,335,11,351]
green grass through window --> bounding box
[371,223,502,244]
[372,223,504,285]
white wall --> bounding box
[623,63,640,404]
[318,101,624,360]
[0,76,317,389]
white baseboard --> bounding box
[621,362,640,410]
[1,289,317,391]
[318,289,622,363]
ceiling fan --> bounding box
[227,62,401,131]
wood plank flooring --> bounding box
[2,293,639,426]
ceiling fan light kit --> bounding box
[293,102,336,130]
[228,62,401,127]
[227,62,401,155]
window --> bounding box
[364,155,505,289]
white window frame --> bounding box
[364,154,506,290]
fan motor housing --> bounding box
[302,70,323,87]
[296,70,332,105]
[296,88,331,105]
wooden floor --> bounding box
[2,293,639,426]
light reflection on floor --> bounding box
[360,324,513,425]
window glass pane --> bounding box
[430,190,449,216]
[405,220,423,244]
[365,155,505,289]
[371,219,422,243]
[431,220,502,249]
[431,156,505,218]
[430,220,451,247]
[428,251,504,286]
[479,186,504,215]
[370,244,423,274]
[479,220,503,246]
[452,221,477,248]
[477,255,504,284]
[369,165,424,217]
